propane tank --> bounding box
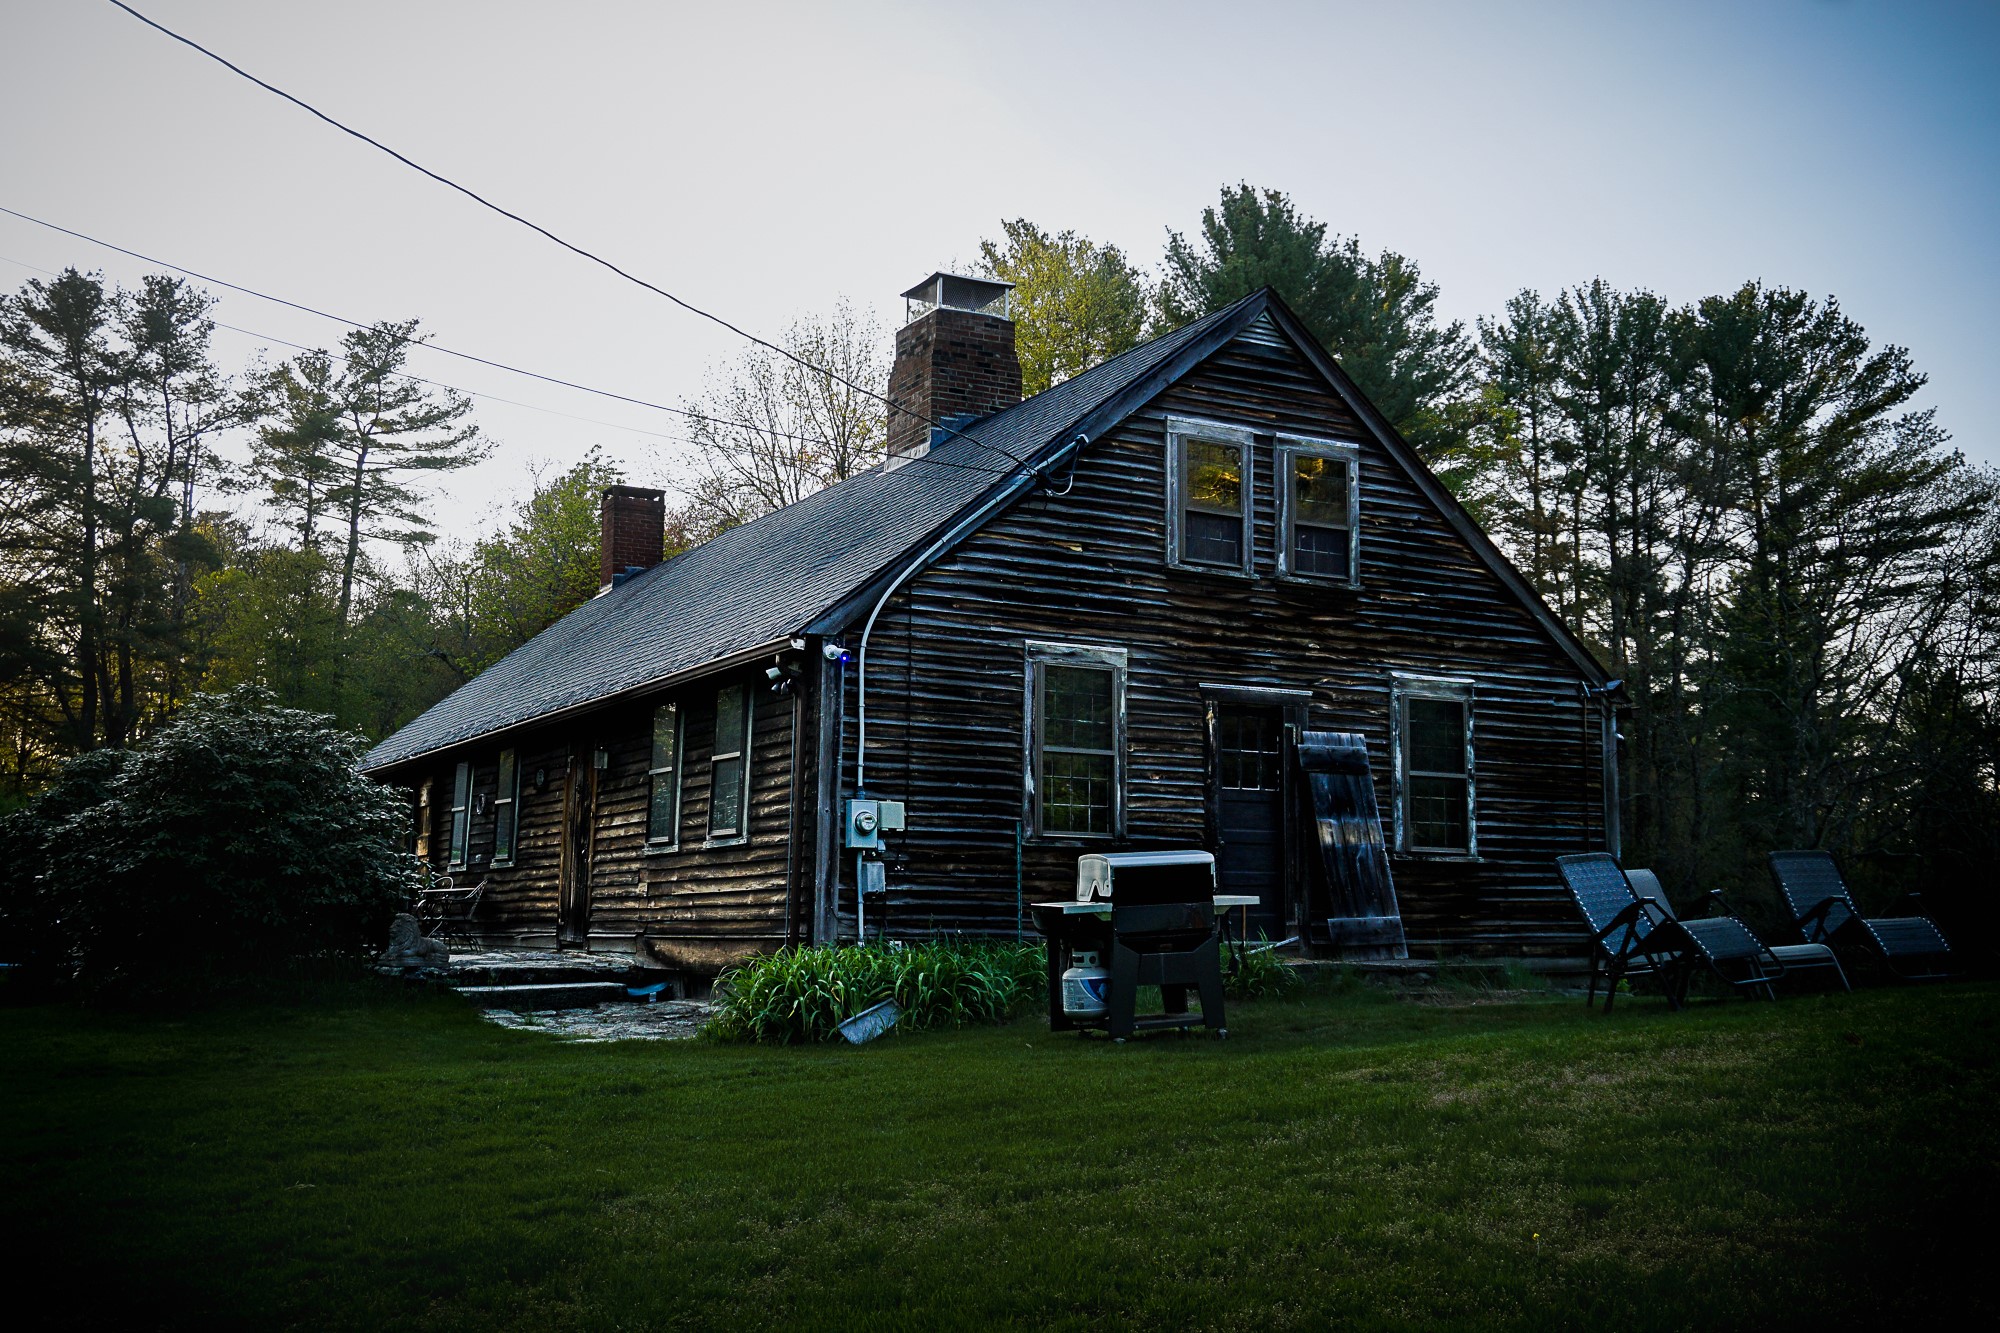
[1061,950,1110,1019]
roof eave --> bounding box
[359,633,796,777]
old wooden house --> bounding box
[362,278,1618,974]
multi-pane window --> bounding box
[647,702,681,847]
[447,760,471,869]
[707,684,751,841]
[1167,419,1253,573]
[1182,440,1247,566]
[1217,710,1282,790]
[492,749,519,865]
[1395,681,1475,854]
[1028,643,1125,838]
[1280,438,1360,580]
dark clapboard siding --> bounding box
[841,314,1606,956]
[405,666,796,964]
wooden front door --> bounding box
[1215,704,1286,940]
[558,749,594,945]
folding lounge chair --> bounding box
[1767,851,1953,981]
[1557,853,1780,1011]
[1629,868,1848,993]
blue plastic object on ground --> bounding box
[838,997,900,1044]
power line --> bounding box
[0,248,694,448]
[105,0,1040,478]
[0,204,1016,480]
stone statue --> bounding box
[380,913,449,971]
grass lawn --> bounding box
[3,976,1995,1332]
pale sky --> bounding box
[3,0,1995,539]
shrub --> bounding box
[0,749,130,991]
[707,939,1045,1044]
[4,686,409,995]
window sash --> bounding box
[1396,691,1473,853]
[708,685,751,840]
[1028,646,1124,839]
[1166,419,1254,573]
[648,703,682,847]
[492,749,519,864]
[1279,440,1360,583]
[448,761,471,868]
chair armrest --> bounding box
[1896,890,1930,916]
[1796,896,1841,937]
[1595,899,1650,943]
[1705,888,1744,918]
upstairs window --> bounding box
[492,749,520,866]
[1027,642,1126,838]
[1392,677,1475,855]
[707,684,752,842]
[447,761,471,870]
[1166,418,1254,574]
[1278,436,1360,584]
[648,702,682,848]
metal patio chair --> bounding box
[1628,868,1848,993]
[1767,851,1953,981]
[413,863,486,940]
[1557,853,1780,1011]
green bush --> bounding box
[0,749,130,990]
[0,686,409,995]
[707,940,1046,1044]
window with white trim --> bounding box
[707,684,752,841]
[447,760,471,870]
[1026,642,1126,838]
[1392,677,1475,855]
[1166,418,1254,574]
[1277,436,1360,583]
[647,702,682,848]
[492,749,520,865]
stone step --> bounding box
[449,961,654,987]
[455,981,633,1011]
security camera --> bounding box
[822,642,850,663]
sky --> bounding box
[2,0,1996,539]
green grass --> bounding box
[3,978,1995,1331]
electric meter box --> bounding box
[844,799,880,849]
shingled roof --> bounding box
[360,294,1266,772]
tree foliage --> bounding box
[978,219,1148,396]
[1474,278,2000,931]
[1158,185,1477,468]
[0,686,408,993]
[670,301,886,544]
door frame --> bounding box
[1199,683,1312,940]
[558,746,596,945]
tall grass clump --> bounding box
[1225,939,1301,999]
[707,940,1046,1044]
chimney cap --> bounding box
[901,272,1013,325]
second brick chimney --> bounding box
[885,273,1022,459]
[599,485,666,591]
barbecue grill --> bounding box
[1031,850,1250,1040]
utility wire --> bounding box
[105,0,1040,477]
[0,204,1015,480]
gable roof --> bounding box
[362,289,1603,774]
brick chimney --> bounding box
[599,485,665,591]
[885,273,1022,459]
